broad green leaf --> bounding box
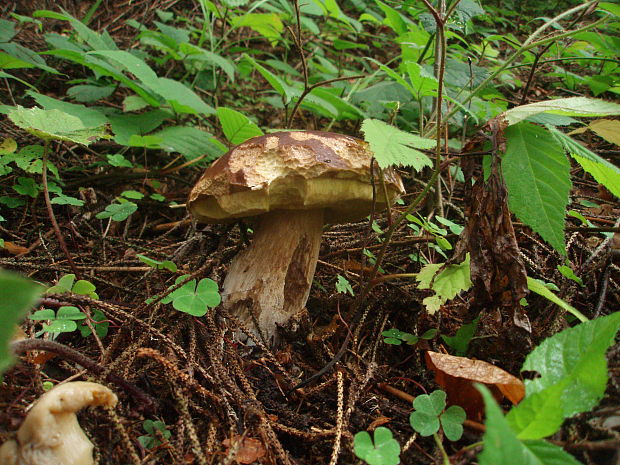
[51,194,85,206]
[96,202,138,221]
[547,126,620,198]
[477,385,582,465]
[231,13,284,44]
[151,126,226,161]
[503,123,570,255]
[417,255,472,315]
[216,107,263,145]
[8,107,106,145]
[506,384,565,440]
[26,91,108,128]
[72,280,97,297]
[361,118,434,170]
[29,309,56,320]
[109,110,170,146]
[150,77,215,115]
[106,154,133,168]
[67,84,115,103]
[243,54,296,104]
[441,316,479,356]
[520,312,620,418]
[179,43,236,80]
[527,277,587,322]
[502,97,620,126]
[404,61,438,97]
[0,271,42,374]
[87,50,159,88]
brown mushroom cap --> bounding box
[188,131,404,224]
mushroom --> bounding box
[0,381,118,465]
[188,131,404,345]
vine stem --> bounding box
[41,139,80,277]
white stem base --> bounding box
[222,209,324,345]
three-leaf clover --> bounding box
[137,419,171,449]
[30,306,86,333]
[46,274,99,299]
[382,328,437,345]
[354,426,401,465]
[409,390,466,441]
[161,275,221,316]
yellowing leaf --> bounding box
[588,119,620,146]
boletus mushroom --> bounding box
[188,131,404,345]
[0,381,118,465]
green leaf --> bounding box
[29,309,56,320]
[361,119,434,170]
[527,277,587,322]
[96,202,138,221]
[231,13,284,43]
[150,77,216,115]
[547,126,620,198]
[520,312,620,419]
[404,61,438,97]
[56,306,86,320]
[335,274,354,296]
[13,177,40,198]
[557,265,583,286]
[26,91,109,128]
[46,274,75,294]
[151,126,226,161]
[106,154,133,168]
[440,405,466,441]
[0,271,42,374]
[67,84,115,103]
[243,54,296,104]
[43,319,77,333]
[51,194,85,206]
[179,43,236,81]
[410,390,446,436]
[354,427,401,465]
[109,109,169,145]
[216,107,263,145]
[8,106,106,145]
[502,97,620,126]
[121,190,144,200]
[416,254,472,315]
[72,280,97,297]
[477,385,582,465]
[137,254,177,272]
[441,316,479,356]
[503,122,570,255]
[161,276,221,316]
[79,309,109,338]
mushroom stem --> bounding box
[222,208,324,344]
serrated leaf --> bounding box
[335,274,354,296]
[520,312,620,419]
[26,91,109,128]
[547,126,620,198]
[361,118,434,169]
[502,97,620,126]
[477,385,583,465]
[417,255,472,314]
[503,122,570,255]
[216,107,263,145]
[8,106,106,145]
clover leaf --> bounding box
[410,390,465,441]
[161,275,221,316]
[354,427,401,465]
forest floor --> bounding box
[1,1,619,465]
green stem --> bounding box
[434,432,451,465]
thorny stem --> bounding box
[10,338,157,412]
[41,139,80,277]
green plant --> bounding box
[137,254,178,272]
[477,312,620,465]
[46,274,98,299]
[160,275,221,316]
[137,419,172,449]
[0,270,42,375]
[353,426,401,465]
[409,389,466,465]
[30,306,86,335]
[335,274,354,296]
[382,328,437,346]
[441,316,480,356]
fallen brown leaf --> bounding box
[222,435,266,464]
[426,351,525,421]
[3,241,30,256]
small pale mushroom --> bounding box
[0,381,118,465]
[188,131,404,345]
